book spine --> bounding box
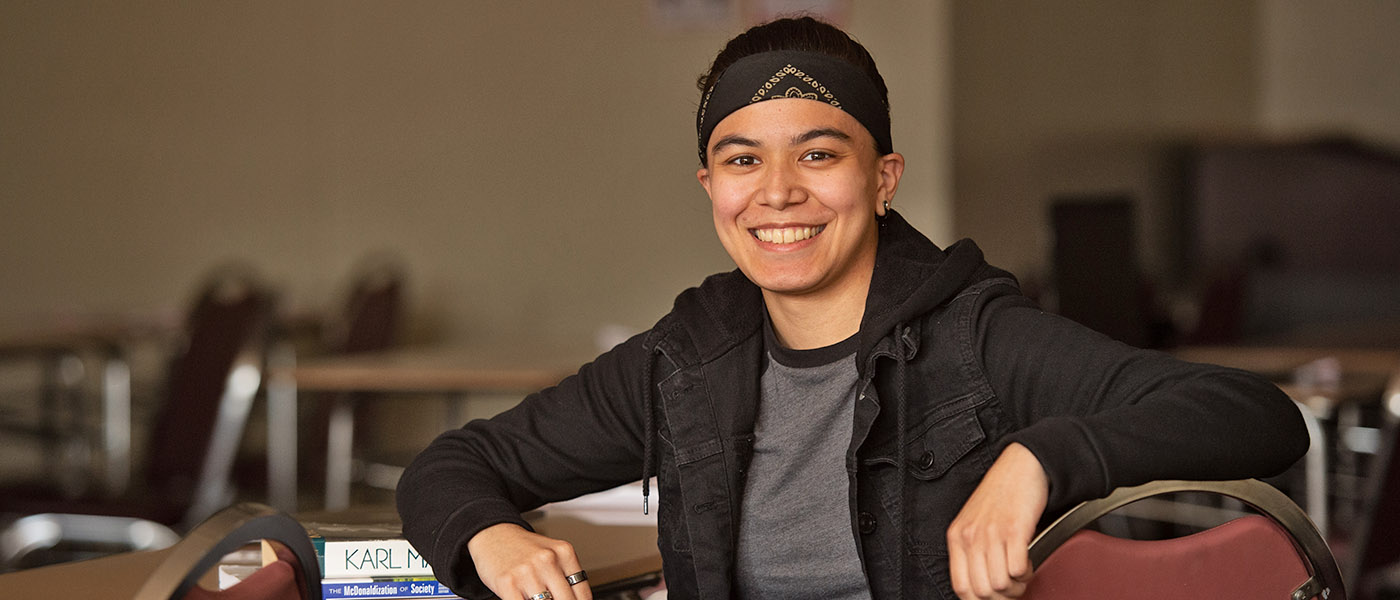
[318,538,436,579]
[321,578,459,598]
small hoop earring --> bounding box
[883,200,891,214]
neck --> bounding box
[762,274,871,350]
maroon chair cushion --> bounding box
[1025,515,1315,600]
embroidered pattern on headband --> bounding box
[751,65,842,108]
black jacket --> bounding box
[397,211,1308,599]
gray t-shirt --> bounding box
[734,321,872,599]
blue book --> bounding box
[321,577,462,599]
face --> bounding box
[697,99,904,303]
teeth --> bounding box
[754,225,823,244]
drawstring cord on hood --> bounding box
[641,346,660,515]
[893,325,911,600]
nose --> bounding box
[757,161,806,210]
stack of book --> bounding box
[269,509,463,599]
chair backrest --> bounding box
[1025,479,1346,600]
[325,256,404,355]
[144,266,273,526]
[1348,365,1400,598]
[132,502,321,600]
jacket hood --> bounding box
[655,210,1011,365]
[857,212,1011,365]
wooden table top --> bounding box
[271,345,598,394]
[1173,345,1400,378]
[0,547,171,598]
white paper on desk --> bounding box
[541,479,659,526]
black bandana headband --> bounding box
[696,50,892,164]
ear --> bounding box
[696,166,712,196]
[874,152,905,215]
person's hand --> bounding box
[466,523,593,600]
[947,443,1049,599]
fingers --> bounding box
[555,546,593,600]
[948,443,1048,599]
[468,524,592,600]
[948,520,1032,599]
[949,538,970,599]
[1005,541,1033,585]
[503,539,586,600]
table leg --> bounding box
[267,342,298,512]
[325,395,354,510]
[1296,401,1329,538]
[101,356,131,497]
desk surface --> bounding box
[274,345,596,394]
[1174,345,1400,378]
[0,547,171,598]
[0,509,660,599]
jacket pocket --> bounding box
[906,404,986,480]
[864,401,992,600]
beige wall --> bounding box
[1259,0,1400,146]
[952,1,1261,285]
[0,2,953,350]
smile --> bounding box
[752,225,825,244]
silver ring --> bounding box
[529,592,553,600]
[565,570,588,585]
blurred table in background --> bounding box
[266,344,594,512]
[1173,345,1399,380]
[1174,344,1400,538]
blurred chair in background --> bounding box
[1050,197,1170,348]
[0,265,274,570]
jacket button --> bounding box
[918,451,936,470]
[858,511,877,534]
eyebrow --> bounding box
[792,127,851,145]
[710,128,853,156]
[710,134,760,156]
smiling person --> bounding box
[397,16,1308,600]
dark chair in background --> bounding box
[1025,479,1345,600]
[0,266,274,570]
[1050,197,1166,348]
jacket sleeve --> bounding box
[395,332,654,598]
[980,293,1309,513]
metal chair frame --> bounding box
[1029,478,1346,600]
[135,502,321,600]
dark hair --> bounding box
[697,16,890,119]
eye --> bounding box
[726,155,759,167]
[801,150,833,162]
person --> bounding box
[397,16,1307,600]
